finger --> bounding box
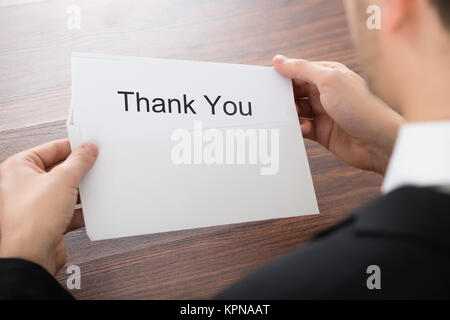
[299,120,316,141]
[273,55,325,85]
[293,81,311,98]
[46,160,65,173]
[65,208,85,233]
[296,98,315,119]
[54,142,98,187]
[28,139,72,170]
[314,61,347,70]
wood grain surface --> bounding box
[0,0,382,299]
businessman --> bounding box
[0,0,449,299]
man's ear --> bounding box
[382,0,418,33]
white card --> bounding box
[69,52,319,240]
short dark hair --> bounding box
[430,0,450,30]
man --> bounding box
[0,0,449,299]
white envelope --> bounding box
[68,53,318,240]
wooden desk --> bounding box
[0,0,382,299]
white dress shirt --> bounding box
[382,121,450,194]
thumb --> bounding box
[55,142,98,186]
[273,55,324,85]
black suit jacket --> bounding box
[1,186,450,300]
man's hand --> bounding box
[274,55,404,174]
[0,139,98,275]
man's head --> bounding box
[343,0,450,121]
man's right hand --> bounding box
[273,55,404,175]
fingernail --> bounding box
[81,143,98,157]
[274,54,287,63]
